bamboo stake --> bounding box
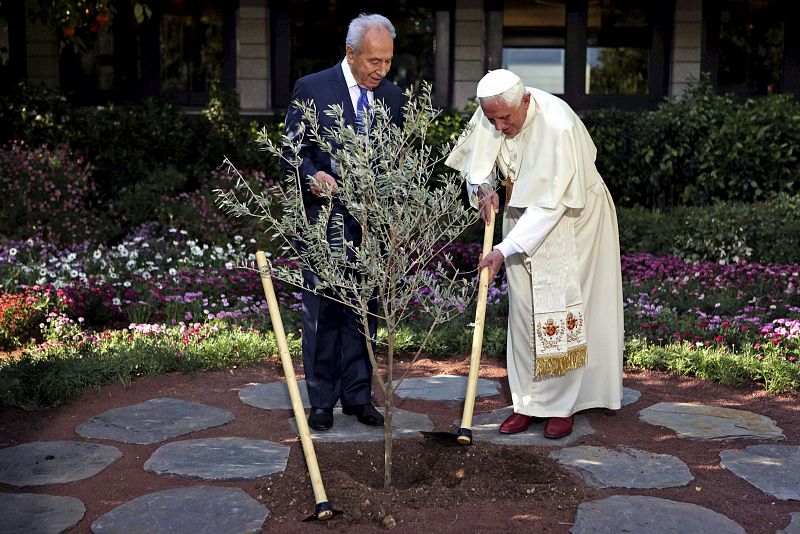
[256,251,335,521]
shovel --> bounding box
[256,251,342,521]
[422,209,496,446]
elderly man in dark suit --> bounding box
[283,13,403,431]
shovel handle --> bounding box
[256,252,332,517]
[457,210,496,444]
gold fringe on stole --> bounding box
[535,344,587,379]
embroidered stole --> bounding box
[524,214,587,379]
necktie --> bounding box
[357,86,370,134]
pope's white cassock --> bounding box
[446,86,624,418]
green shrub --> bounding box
[586,76,800,209]
[0,323,294,410]
[0,82,75,147]
[0,142,101,245]
[618,194,800,264]
[0,290,50,349]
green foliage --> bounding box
[0,82,75,146]
[0,290,50,349]
[624,337,800,394]
[0,324,295,410]
[617,194,800,264]
[0,142,101,245]
[585,75,800,209]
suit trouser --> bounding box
[301,280,376,409]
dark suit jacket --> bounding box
[283,63,404,227]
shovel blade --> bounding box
[302,501,343,522]
[420,429,474,446]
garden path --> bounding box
[0,359,798,533]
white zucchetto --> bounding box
[476,69,521,98]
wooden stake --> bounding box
[457,210,496,445]
[256,251,334,520]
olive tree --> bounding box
[215,84,479,488]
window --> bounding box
[504,48,565,94]
[498,0,666,108]
[160,2,224,104]
[586,0,650,95]
[502,0,566,94]
[275,0,434,100]
[717,0,784,95]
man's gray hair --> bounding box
[346,13,396,52]
[479,80,525,107]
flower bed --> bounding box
[1,228,799,407]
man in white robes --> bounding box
[446,69,624,439]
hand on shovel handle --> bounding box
[457,210,496,445]
[256,252,337,521]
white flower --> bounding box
[9,248,17,257]
[69,270,79,278]
[112,298,121,306]
[168,268,177,276]
[123,281,131,287]
[93,249,102,259]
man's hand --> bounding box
[478,190,499,224]
[478,249,504,282]
[310,171,338,197]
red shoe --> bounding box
[499,412,533,434]
[544,416,574,439]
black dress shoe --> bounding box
[308,408,333,431]
[342,403,384,426]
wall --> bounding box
[237,0,270,114]
[670,0,703,96]
[451,0,485,109]
[24,0,59,88]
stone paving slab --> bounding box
[550,445,693,488]
[289,407,433,442]
[571,495,746,534]
[621,386,641,407]
[90,486,269,534]
[0,492,85,534]
[144,437,290,480]
[455,406,594,446]
[76,397,234,444]
[777,512,800,534]
[720,445,800,501]
[239,380,322,410]
[638,402,784,441]
[0,441,122,486]
[392,375,501,401]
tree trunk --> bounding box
[383,329,395,489]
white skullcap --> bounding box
[476,69,521,98]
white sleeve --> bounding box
[494,204,567,257]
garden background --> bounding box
[1,77,800,411]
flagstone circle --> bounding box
[550,445,693,489]
[720,444,800,501]
[75,397,235,444]
[0,441,122,486]
[570,495,746,533]
[90,486,270,534]
[0,492,86,534]
[638,402,784,441]
[144,437,291,480]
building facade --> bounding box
[2,0,798,115]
